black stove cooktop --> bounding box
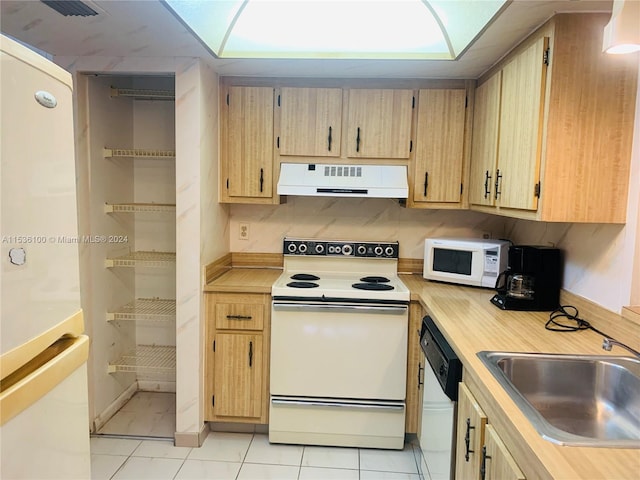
[360,276,390,283]
[352,282,395,291]
[290,273,320,281]
[286,281,319,288]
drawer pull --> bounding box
[226,315,253,320]
[465,418,475,461]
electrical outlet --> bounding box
[239,223,249,241]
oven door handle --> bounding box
[272,303,408,315]
[271,399,405,412]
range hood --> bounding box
[277,163,408,199]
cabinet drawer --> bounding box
[214,294,266,330]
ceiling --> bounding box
[0,0,613,79]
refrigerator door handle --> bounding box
[0,310,84,380]
[0,334,89,426]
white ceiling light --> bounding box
[603,0,640,54]
[163,0,507,60]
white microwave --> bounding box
[423,238,510,288]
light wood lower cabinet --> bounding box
[456,382,525,480]
[205,292,270,423]
[483,425,526,480]
[405,301,425,434]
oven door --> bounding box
[270,301,408,400]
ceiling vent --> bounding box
[41,0,98,17]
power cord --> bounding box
[544,305,612,339]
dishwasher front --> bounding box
[418,315,462,480]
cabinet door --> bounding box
[482,425,526,480]
[455,382,488,480]
[347,89,414,159]
[406,302,425,434]
[213,332,263,418]
[497,37,548,211]
[469,73,501,207]
[413,89,466,204]
[279,87,342,157]
[225,86,274,199]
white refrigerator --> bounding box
[0,34,91,479]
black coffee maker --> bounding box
[491,245,562,311]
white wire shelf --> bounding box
[107,345,176,375]
[110,87,175,101]
[104,203,176,213]
[107,298,176,322]
[103,148,175,159]
[105,251,176,268]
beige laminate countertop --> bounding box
[400,273,640,480]
[204,267,282,293]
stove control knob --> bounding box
[357,245,367,256]
[315,243,325,254]
[287,243,297,253]
[298,243,308,254]
[374,246,384,256]
[385,246,395,257]
[342,244,353,256]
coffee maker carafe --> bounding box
[491,245,562,311]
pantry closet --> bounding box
[82,74,177,438]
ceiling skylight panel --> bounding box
[163,0,508,60]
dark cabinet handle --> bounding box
[480,445,491,480]
[484,170,492,199]
[464,418,476,461]
[328,126,332,151]
[259,168,264,193]
[249,341,253,367]
[356,127,361,152]
[494,169,502,200]
[417,362,424,389]
[423,172,429,197]
[226,315,252,320]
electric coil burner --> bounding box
[270,238,410,450]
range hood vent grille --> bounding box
[41,1,98,17]
[277,163,408,199]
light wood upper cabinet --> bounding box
[278,87,342,157]
[469,13,638,223]
[220,86,276,204]
[469,73,501,207]
[346,89,414,159]
[412,89,467,205]
[497,36,548,211]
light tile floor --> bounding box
[97,392,176,438]
[91,432,425,480]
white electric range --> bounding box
[269,238,410,450]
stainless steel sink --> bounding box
[477,351,640,448]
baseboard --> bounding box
[174,423,208,447]
[137,380,176,392]
[92,382,137,432]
